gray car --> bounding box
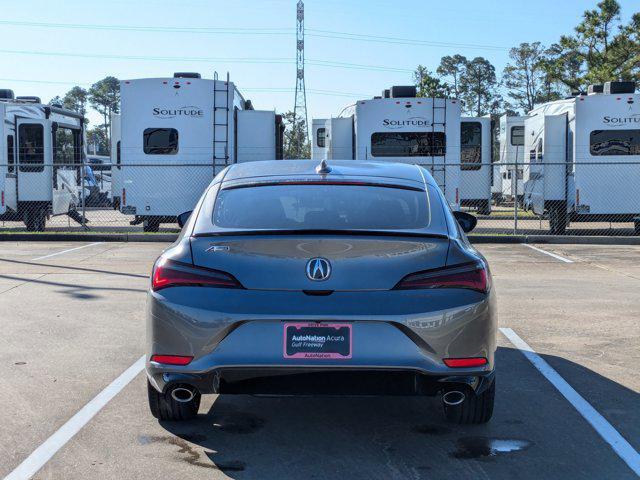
[146,160,496,424]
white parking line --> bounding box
[3,356,145,480]
[31,242,103,261]
[500,327,640,476]
[524,244,574,263]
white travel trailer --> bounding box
[0,90,86,230]
[522,81,640,234]
[119,73,284,231]
[497,115,527,202]
[460,116,492,214]
[312,86,462,208]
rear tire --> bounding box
[147,380,200,421]
[443,378,495,424]
[548,202,567,235]
[24,208,46,232]
[143,218,160,233]
[478,200,491,216]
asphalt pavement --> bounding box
[0,241,638,479]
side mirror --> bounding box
[177,210,192,229]
[453,211,477,233]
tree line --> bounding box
[414,0,639,117]
[45,0,637,157]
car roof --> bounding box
[221,160,436,187]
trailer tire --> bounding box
[143,218,160,233]
[24,208,46,232]
[478,200,491,216]
[548,202,567,235]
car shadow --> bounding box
[0,257,149,279]
[154,346,640,479]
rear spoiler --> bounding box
[193,229,448,239]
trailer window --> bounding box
[590,130,640,156]
[371,132,446,157]
[461,122,482,171]
[143,128,178,155]
[316,128,326,148]
[18,124,44,173]
[7,135,14,173]
[54,127,79,165]
[510,126,524,146]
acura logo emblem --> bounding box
[306,258,331,281]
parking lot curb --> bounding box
[0,233,179,243]
[0,233,638,245]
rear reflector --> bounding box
[395,262,489,293]
[150,354,193,366]
[152,258,242,291]
[443,357,487,368]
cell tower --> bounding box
[293,0,308,144]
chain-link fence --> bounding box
[1,161,639,236]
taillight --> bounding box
[394,262,489,293]
[150,354,193,365]
[443,357,487,368]
[151,258,242,291]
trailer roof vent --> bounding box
[0,89,15,100]
[603,81,636,95]
[587,84,604,95]
[16,96,42,103]
[382,89,391,98]
[390,86,417,98]
[173,72,201,79]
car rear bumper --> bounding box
[146,288,496,395]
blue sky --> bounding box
[1,0,638,125]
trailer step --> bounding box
[67,209,89,225]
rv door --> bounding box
[16,119,52,204]
[51,123,81,215]
[4,132,17,211]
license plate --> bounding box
[283,322,352,359]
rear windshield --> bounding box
[212,183,447,232]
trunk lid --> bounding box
[190,234,449,291]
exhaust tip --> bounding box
[442,390,466,407]
[170,386,196,403]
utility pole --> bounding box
[293,0,309,152]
